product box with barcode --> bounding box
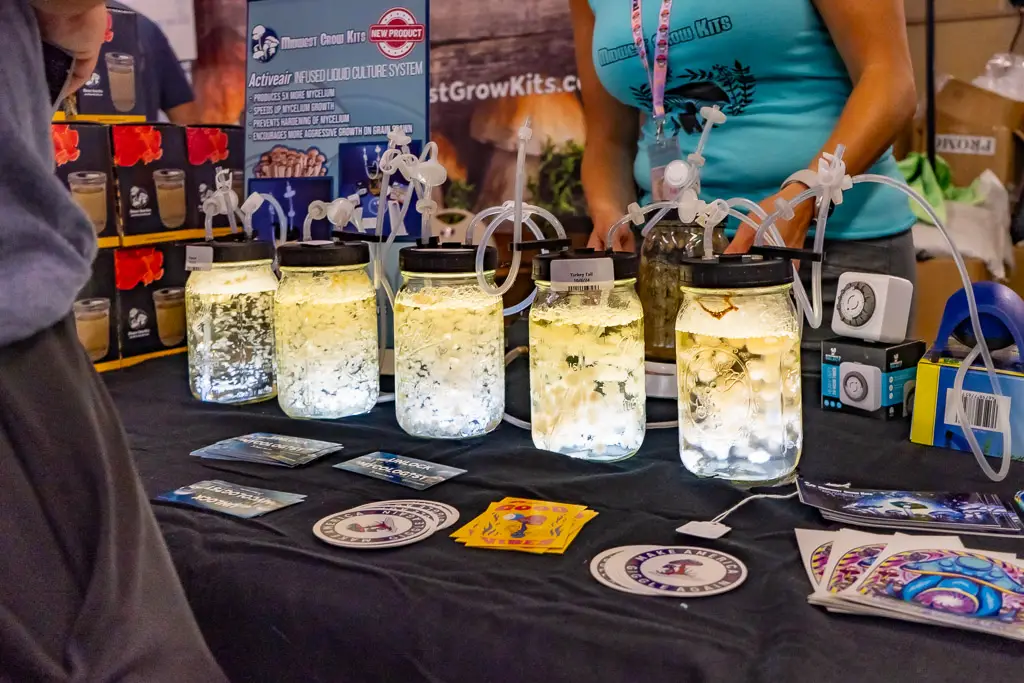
[114,244,188,366]
[72,249,120,372]
[911,346,1024,463]
[113,124,201,245]
[68,3,145,123]
[822,338,926,419]
[186,125,246,230]
[52,122,119,248]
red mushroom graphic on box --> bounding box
[114,126,171,224]
[115,248,165,344]
[188,127,234,213]
[51,125,81,167]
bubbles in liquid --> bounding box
[275,269,379,419]
[529,296,646,461]
[393,283,504,439]
[675,290,802,485]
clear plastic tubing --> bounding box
[749,171,1006,482]
[473,205,562,315]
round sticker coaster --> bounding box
[590,546,663,594]
[355,501,440,527]
[356,500,459,530]
[313,508,435,549]
[618,547,747,597]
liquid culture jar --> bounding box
[274,241,379,419]
[186,239,278,404]
[529,250,646,461]
[639,216,728,362]
[393,245,504,439]
[674,255,802,485]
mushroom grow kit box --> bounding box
[244,0,430,240]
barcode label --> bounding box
[550,258,615,293]
[944,389,1011,433]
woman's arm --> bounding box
[727,0,916,253]
[569,0,640,251]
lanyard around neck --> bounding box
[630,0,674,124]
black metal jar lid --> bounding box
[206,235,275,263]
[399,242,498,274]
[678,254,793,289]
[532,248,639,282]
[277,240,370,268]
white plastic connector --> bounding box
[816,152,853,206]
[240,192,265,216]
[416,198,437,214]
[700,199,730,229]
[700,106,727,126]
[387,127,411,148]
[627,202,646,226]
[306,200,329,221]
[677,188,703,224]
[412,159,447,188]
[662,159,693,193]
[518,117,533,142]
[774,197,795,221]
[326,197,359,228]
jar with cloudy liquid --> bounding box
[529,251,646,461]
[674,255,802,485]
[186,239,278,404]
[639,216,728,362]
[393,245,504,439]
[274,241,379,419]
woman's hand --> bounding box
[33,2,109,95]
[725,182,815,254]
[588,213,636,252]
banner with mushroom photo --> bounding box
[192,0,587,247]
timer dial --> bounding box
[837,281,876,328]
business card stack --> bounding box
[797,479,1024,537]
[451,497,597,555]
[156,480,306,518]
[192,433,344,468]
[795,528,1024,642]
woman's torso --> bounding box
[589,0,915,240]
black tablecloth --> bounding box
[105,354,1023,683]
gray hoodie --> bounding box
[0,0,96,347]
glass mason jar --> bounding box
[274,241,379,419]
[393,245,504,439]
[529,251,647,461]
[186,239,278,404]
[674,254,802,485]
[639,217,729,362]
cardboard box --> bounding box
[114,244,188,365]
[911,346,1024,463]
[72,249,120,372]
[822,338,926,420]
[67,4,145,123]
[914,78,1024,190]
[113,124,208,245]
[186,125,246,230]
[913,257,991,347]
[52,122,119,249]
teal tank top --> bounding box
[589,0,915,240]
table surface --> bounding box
[106,355,1024,683]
